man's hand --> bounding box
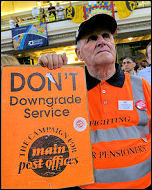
[38,53,68,70]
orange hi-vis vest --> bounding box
[81,64,151,189]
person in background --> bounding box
[48,3,56,21]
[9,17,16,29]
[32,7,40,19]
[39,7,47,23]
[122,56,137,75]
[38,14,151,189]
[1,54,20,66]
[138,41,151,84]
[56,2,65,20]
[15,17,20,27]
[141,59,149,67]
[135,60,146,74]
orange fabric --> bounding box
[92,140,151,169]
[83,73,151,189]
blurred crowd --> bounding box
[121,41,151,84]
[39,2,65,23]
[8,1,109,28]
[9,2,68,28]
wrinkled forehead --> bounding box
[80,28,111,39]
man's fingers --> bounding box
[62,53,68,65]
[52,54,61,69]
[37,53,68,69]
[38,55,48,67]
[46,53,53,70]
[58,54,64,68]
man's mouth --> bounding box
[96,50,109,54]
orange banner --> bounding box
[1,66,94,189]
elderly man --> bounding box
[138,42,151,84]
[122,56,137,75]
[38,14,151,189]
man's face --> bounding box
[122,58,136,73]
[147,45,151,65]
[75,28,116,67]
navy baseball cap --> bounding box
[76,14,117,44]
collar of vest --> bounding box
[85,63,125,91]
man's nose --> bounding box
[96,35,106,46]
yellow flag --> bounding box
[114,1,138,19]
[65,6,75,18]
[72,5,84,23]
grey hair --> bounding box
[1,54,20,66]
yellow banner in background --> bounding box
[65,6,75,19]
[114,1,138,19]
[72,5,84,23]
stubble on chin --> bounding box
[86,57,116,80]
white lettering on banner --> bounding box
[28,39,43,46]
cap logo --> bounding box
[135,100,146,110]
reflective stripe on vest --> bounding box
[94,157,151,183]
[91,76,149,143]
[130,75,150,141]
[91,75,150,184]
[91,125,149,143]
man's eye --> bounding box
[87,35,98,42]
[102,33,110,38]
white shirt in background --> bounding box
[9,19,15,29]
[138,66,151,85]
[56,6,65,19]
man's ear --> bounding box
[133,62,136,68]
[75,48,84,61]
